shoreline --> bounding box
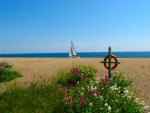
[1,51,150,59]
[1,57,150,59]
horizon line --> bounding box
[1,51,150,54]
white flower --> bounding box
[143,105,149,110]
[110,84,118,91]
[94,86,97,89]
[96,78,99,83]
[104,103,108,107]
[91,85,94,90]
[134,98,139,103]
[94,93,97,97]
[108,106,112,112]
[89,103,93,106]
[118,87,121,90]
[77,81,79,84]
[127,96,131,99]
[140,100,145,106]
[99,95,104,100]
[124,89,129,94]
[130,92,133,95]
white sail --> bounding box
[69,41,77,58]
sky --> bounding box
[0,0,150,53]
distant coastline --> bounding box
[0,52,150,58]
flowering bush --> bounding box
[57,65,97,87]
[61,65,148,113]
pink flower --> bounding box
[79,97,86,104]
[67,96,73,105]
[101,75,110,84]
[73,67,81,75]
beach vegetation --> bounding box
[0,64,149,113]
[0,61,22,82]
[0,81,65,113]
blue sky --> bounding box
[0,0,150,53]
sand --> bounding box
[0,58,150,105]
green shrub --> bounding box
[0,61,22,82]
[0,70,22,82]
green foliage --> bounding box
[0,83,65,113]
[111,73,133,88]
[0,61,22,82]
[0,70,22,82]
[56,71,70,86]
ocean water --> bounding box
[0,52,150,58]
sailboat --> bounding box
[69,41,79,58]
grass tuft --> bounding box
[0,61,22,83]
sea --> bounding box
[0,52,150,58]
